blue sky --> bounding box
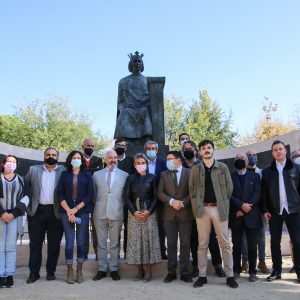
[1,1,300,139]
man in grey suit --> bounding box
[92,149,128,281]
[25,147,64,283]
[158,151,194,283]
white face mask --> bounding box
[294,157,300,165]
[4,162,17,173]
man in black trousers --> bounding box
[262,140,300,283]
[158,151,193,283]
[230,153,261,282]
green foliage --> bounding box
[164,95,186,149]
[164,90,237,150]
[0,97,110,153]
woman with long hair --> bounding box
[57,150,93,284]
[0,155,29,288]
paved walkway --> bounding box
[1,257,299,300]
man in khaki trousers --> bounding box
[189,139,238,289]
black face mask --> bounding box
[234,159,246,170]
[115,147,125,155]
[183,150,195,160]
[84,148,94,156]
[44,157,57,166]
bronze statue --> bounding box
[114,52,152,145]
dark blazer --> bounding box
[154,157,167,180]
[83,155,103,174]
[117,156,135,175]
[124,173,157,215]
[230,170,262,229]
[262,158,300,214]
[57,170,94,214]
[158,167,193,221]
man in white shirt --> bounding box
[262,140,300,283]
[25,147,64,284]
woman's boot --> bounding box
[76,262,84,283]
[67,264,74,284]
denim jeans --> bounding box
[61,213,89,264]
[0,218,18,276]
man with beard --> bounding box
[189,139,238,288]
[92,149,128,281]
[25,147,64,283]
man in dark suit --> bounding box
[82,138,103,173]
[230,153,261,282]
[114,137,135,255]
[262,140,300,283]
[81,138,103,259]
[158,151,193,283]
[25,147,64,283]
[144,140,168,259]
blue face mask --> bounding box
[166,160,175,171]
[146,150,157,160]
[71,159,82,168]
[248,156,257,166]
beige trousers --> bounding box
[196,206,233,277]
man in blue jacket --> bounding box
[230,153,261,282]
[144,140,168,259]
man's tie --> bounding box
[172,170,178,191]
[107,169,112,191]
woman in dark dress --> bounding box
[125,153,161,282]
[57,150,93,284]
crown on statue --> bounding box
[128,51,144,60]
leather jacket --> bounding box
[262,158,300,214]
[124,173,157,215]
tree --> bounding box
[164,90,237,149]
[164,95,186,149]
[0,97,110,153]
[184,90,237,149]
[237,97,297,145]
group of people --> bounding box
[0,135,300,290]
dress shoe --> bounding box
[215,266,226,277]
[161,252,168,260]
[26,273,40,284]
[180,274,193,283]
[143,273,152,283]
[193,276,207,288]
[241,261,248,273]
[289,266,295,273]
[5,276,14,288]
[226,277,238,288]
[111,271,121,281]
[190,267,199,278]
[257,261,269,274]
[164,273,176,283]
[46,272,56,281]
[93,271,107,281]
[267,270,281,282]
[249,274,259,282]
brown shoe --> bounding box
[241,261,248,273]
[257,261,269,274]
[67,264,74,284]
[76,263,84,283]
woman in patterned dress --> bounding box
[125,153,161,282]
